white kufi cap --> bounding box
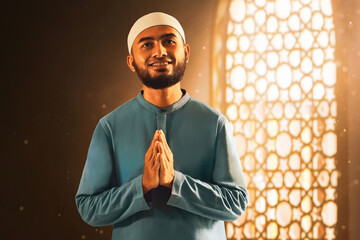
[127,12,186,54]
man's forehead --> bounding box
[135,25,182,41]
[127,12,186,54]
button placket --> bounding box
[156,113,167,134]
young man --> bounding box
[75,12,248,240]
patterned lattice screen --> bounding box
[211,0,338,239]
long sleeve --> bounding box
[75,120,150,227]
[167,115,248,221]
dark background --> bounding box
[2,0,359,239]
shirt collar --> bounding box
[136,89,190,113]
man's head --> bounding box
[126,12,190,89]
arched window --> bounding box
[211,0,338,239]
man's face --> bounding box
[127,26,190,89]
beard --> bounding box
[133,58,186,89]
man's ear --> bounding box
[127,55,136,72]
[184,44,190,63]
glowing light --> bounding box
[300,169,313,191]
[322,61,336,86]
[289,223,301,239]
[301,215,312,232]
[301,127,312,145]
[321,0,333,16]
[230,0,246,22]
[322,132,337,157]
[284,33,296,50]
[255,0,266,8]
[226,35,238,52]
[322,202,337,226]
[226,87,234,103]
[299,29,314,51]
[256,78,267,95]
[312,12,324,30]
[239,36,250,52]
[285,171,296,187]
[243,17,255,34]
[301,57,313,74]
[276,133,292,157]
[284,102,296,119]
[267,52,279,69]
[300,7,312,23]
[230,66,247,90]
[267,84,279,101]
[254,33,268,53]
[235,134,247,157]
[289,50,300,67]
[255,10,266,26]
[244,85,256,101]
[267,120,279,137]
[289,84,302,101]
[313,82,325,100]
[288,14,300,31]
[275,0,291,19]
[317,31,329,47]
[267,16,278,33]
[276,202,292,226]
[227,104,238,121]
[313,49,325,66]
[212,0,338,238]
[267,189,279,206]
[276,64,292,89]
[289,189,301,206]
[244,53,255,69]
[239,103,250,120]
[255,59,267,76]
[271,34,283,50]
[301,76,313,93]
[267,153,278,170]
[267,222,278,239]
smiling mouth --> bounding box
[148,61,172,66]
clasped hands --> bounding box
[142,130,175,195]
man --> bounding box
[75,12,248,240]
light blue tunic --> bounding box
[75,89,248,240]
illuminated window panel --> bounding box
[211,0,337,239]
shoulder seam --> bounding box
[99,119,111,137]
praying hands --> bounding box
[142,130,175,195]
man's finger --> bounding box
[152,152,160,169]
[152,141,159,161]
[159,142,164,154]
[159,142,170,162]
[159,131,173,159]
[162,153,169,168]
[160,153,166,168]
[154,153,160,168]
[159,130,170,150]
[146,130,159,159]
[151,131,160,154]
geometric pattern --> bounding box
[211,0,338,239]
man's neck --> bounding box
[142,83,183,108]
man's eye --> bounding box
[165,39,176,44]
[142,43,152,48]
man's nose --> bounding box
[153,42,167,57]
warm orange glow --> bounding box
[212,0,338,239]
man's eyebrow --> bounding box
[137,33,178,44]
[160,33,177,39]
[138,37,155,44]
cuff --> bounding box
[166,170,184,206]
[135,174,152,209]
